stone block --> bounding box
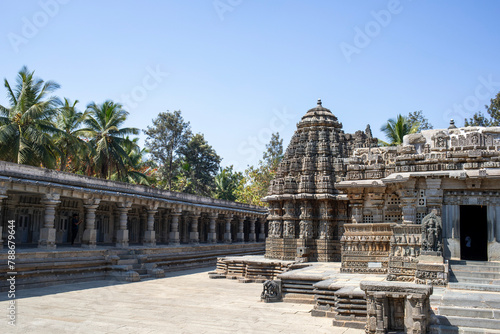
[169,231,180,245]
[143,230,156,246]
[237,233,245,242]
[207,232,217,243]
[189,231,199,244]
[115,229,129,248]
[82,228,97,248]
[38,227,56,249]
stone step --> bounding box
[436,306,499,319]
[451,271,500,279]
[117,259,138,265]
[449,260,500,267]
[431,315,500,330]
[431,291,500,309]
[450,276,500,285]
[430,325,500,334]
[448,282,500,293]
[451,265,500,273]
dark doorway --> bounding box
[460,205,487,261]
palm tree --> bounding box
[214,166,242,201]
[54,98,92,172]
[0,66,61,167]
[84,100,139,179]
[379,114,419,146]
[110,137,151,185]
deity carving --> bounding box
[420,210,443,254]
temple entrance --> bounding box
[460,205,487,261]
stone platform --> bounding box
[209,255,297,282]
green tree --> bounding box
[464,111,493,127]
[263,132,284,167]
[84,100,139,179]
[175,133,221,196]
[465,91,500,126]
[407,110,433,132]
[110,137,151,185]
[379,114,419,146]
[236,132,283,206]
[144,110,191,190]
[214,166,243,201]
[54,98,92,172]
[0,66,62,167]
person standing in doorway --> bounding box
[71,213,83,245]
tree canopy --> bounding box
[465,91,500,127]
[379,114,419,146]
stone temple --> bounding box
[262,99,500,274]
[264,99,377,262]
[211,100,500,333]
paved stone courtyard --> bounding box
[1,267,363,334]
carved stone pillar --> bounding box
[189,211,201,244]
[207,212,218,243]
[426,178,443,216]
[401,199,417,224]
[319,201,332,239]
[161,211,169,243]
[351,203,363,224]
[115,201,132,248]
[143,208,158,246]
[248,217,257,242]
[258,217,266,241]
[299,201,313,239]
[38,193,61,249]
[224,214,233,243]
[169,208,182,245]
[82,198,101,248]
[283,200,296,238]
[237,216,245,242]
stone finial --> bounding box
[317,98,322,106]
[448,119,457,129]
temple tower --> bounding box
[263,99,376,261]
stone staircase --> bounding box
[429,260,500,333]
[110,250,164,282]
[448,260,500,292]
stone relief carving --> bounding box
[420,210,443,255]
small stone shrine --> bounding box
[360,281,433,334]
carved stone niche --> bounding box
[431,131,449,150]
[360,281,433,334]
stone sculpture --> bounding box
[261,279,282,303]
[420,210,443,255]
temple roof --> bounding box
[298,99,341,129]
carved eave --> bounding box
[336,179,385,189]
[262,193,347,202]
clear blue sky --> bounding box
[1,1,500,171]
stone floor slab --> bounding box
[0,266,363,334]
